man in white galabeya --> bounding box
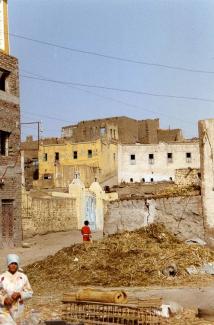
[0,254,33,324]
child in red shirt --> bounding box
[81,220,92,242]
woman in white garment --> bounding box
[0,254,33,324]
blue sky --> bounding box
[8,0,214,139]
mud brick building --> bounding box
[61,116,183,144]
[0,51,22,247]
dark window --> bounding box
[130,154,136,165]
[186,152,192,162]
[0,130,9,156]
[88,149,92,158]
[73,151,78,159]
[130,178,133,182]
[55,152,59,161]
[149,154,154,164]
[44,174,52,180]
[142,178,145,183]
[0,69,9,91]
[167,153,173,163]
[150,178,154,182]
[169,177,173,181]
[43,153,48,161]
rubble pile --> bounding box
[25,224,214,294]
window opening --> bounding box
[100,127,106,136]
[43,153,48,161]
[186,152,192,163]
[73,151,78,159]
[130,154,136,165]
[0,69,9,91]
[0,131,9,156]
[149,154,154,164]
[167,152,173,163]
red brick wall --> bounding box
[0,51,22,246]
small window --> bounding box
[142,178,145,183]
[100,127,106,136]
[0,130,9,156]
[73,151,78,159]
[186,152,192,163]
[130,154,136,165]
[55,152,59,161]
[88,149,92,158]
[149,154,154,164]
[0,69,9,91]
[32,158,38,166]
[44,174,52,180]
[169,177,173,181]
[167,153,173,163]
[130,178,133,182]
[43,153,48,161]
[150,178,154,182]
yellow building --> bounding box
[37,138,118,188]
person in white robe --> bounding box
[0,254,33,324]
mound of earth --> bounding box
[25,224,214,294]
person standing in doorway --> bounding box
[0,254,33,324]
[81,220,92,242]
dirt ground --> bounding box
[0,230,103,272]
[1,229,214,323]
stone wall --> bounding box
[175,168,200,187]
[22,190,77,238]
[0,51,22,247]
[104,195,204,241]
[157,129,183,142]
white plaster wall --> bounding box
[118,142,200,183]
[104,196,204,241]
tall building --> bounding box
[0,0,22,247]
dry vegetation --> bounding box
[25,224,214,295]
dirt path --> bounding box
[0,230,103,272]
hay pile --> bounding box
[25,224,214,294]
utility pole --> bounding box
[21,121,41,149]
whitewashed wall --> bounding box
[118,142,200,183]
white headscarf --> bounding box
[7,254,20,266]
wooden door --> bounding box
[2,200,14,247]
